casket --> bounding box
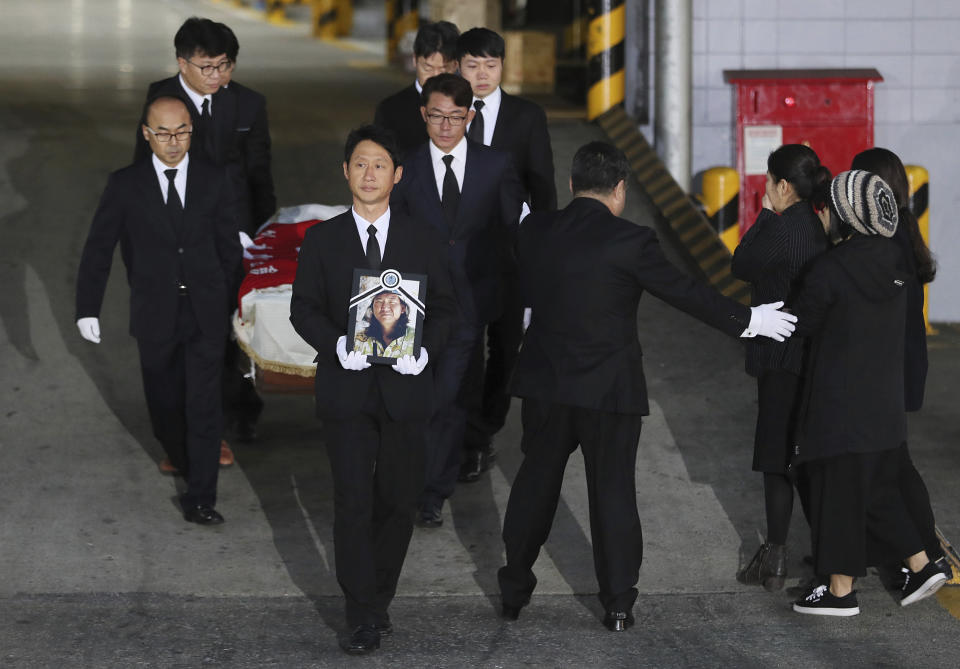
[232,203,349,392]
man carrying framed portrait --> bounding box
[289,125,456,655]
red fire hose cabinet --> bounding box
[724,68,884,235]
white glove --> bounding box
[522,307,532,332]
[77,317,101,344]
[745,301,797,342]
[336,335,371,371]
[392,347,429,376]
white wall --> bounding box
[690,0,960,320]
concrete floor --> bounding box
[0,1,958,667]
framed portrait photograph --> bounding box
[346,268,427,365]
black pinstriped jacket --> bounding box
[731,201,828,377]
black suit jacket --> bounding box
[134,76,276,235]
[490,92,557,212]
[374,84,429,159]
[390,140,524,325]
[290,210,457,421]
[75,156,241,343]
[511,197,752,415]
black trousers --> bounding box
[221,338,263,426]
[463,273,524,452]
[499,399,644,613]
[324,382,427,628]
[421,322,481,506]
[137,296,225,508]
[805,448,923,577]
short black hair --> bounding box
[456,27,505,61]
[344,125,402,168]
[420,73,473,109]
[174,17,228,60]
[218,22,240,62]
[413,21,460,61]
[570,142,631,195]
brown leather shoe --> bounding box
[158,458,178,475]
[219,440,235,467]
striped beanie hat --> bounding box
[830,169,898,238]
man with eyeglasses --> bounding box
[76,96,241,526]
[374,21,460,157]
[390,73,524,528]
[135,17,276,451]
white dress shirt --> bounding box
[178,73,213,116]
[428,136,467,199]
[152,153,188,206]
[352,206,391,263]
[467,85,502,146]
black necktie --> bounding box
[164,168,184,239]
[441,154,460,227]
[200,97,215,158]
[467,99,485,144]
[366,224,381,271]
[164,169,183,211]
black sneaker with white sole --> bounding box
[901,561,948,607]
[793,584,860,616]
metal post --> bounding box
[654,0,691,192]
[586,0,626,121]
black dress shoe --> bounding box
[372,620,393,636]
[501,604,522,620]
[235,417,257,443]
[183,505,224,525]
[458,450,485,482]
[603,610,635,631]
[458,447,497,483]
[416,502,443,528]
[340,625,380,654]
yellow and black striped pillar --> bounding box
[699,167,740,253]
[386,0,418,61]
[265,0,286,24]
[586,0,625,121]
[335,0,353,37]
[312,0,338,40]
[905,164,934,335]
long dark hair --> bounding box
[768,144,832,210]
[851,148,936,284]
[365,294,409,346]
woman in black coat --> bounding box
[850,148,949,581]
[790,170,946,617]
[732,145,830,591]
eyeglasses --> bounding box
[186,59,232,76]
[145,126,192,143]
[426,113,467,126]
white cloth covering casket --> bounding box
[232,203,349,377]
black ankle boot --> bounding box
[759,543,787,592]
[737,543,771,585]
